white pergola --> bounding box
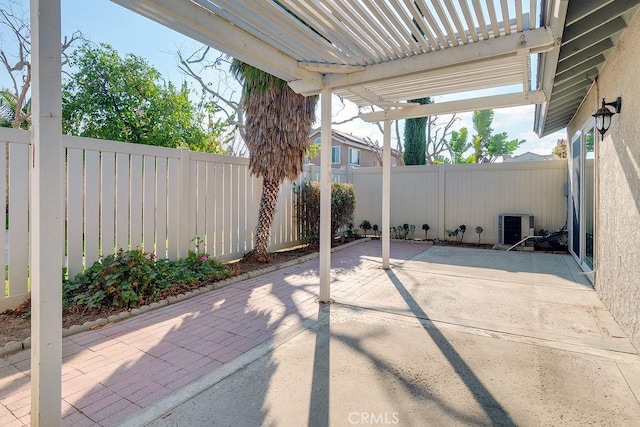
[29,1,567,424]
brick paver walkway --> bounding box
[0,240,427,426]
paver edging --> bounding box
[0,238,372,358]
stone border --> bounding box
[0,238,370,358]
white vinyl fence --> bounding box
[0,128,304,311]
[352,161,568,243]
[0,125,569,311]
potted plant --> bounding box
[475,226,483,245]
[457,224,467,244]
[421,223,430,240]
[359,219,372,237]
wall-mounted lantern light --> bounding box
[592,97,622,136]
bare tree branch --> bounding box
[0,1,82,129]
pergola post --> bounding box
[30,0,63,425]
[382,119,391,269]
[319,88,332,302]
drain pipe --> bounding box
[505,235,543,251]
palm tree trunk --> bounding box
[253,176,280,262]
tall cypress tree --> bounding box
[403,97,432,165]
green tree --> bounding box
[230,60,318,262]
[62,43,226,152]
[470,110,524,163]
[403,97,431,165]
[551,138,567,159]
[448,128,470,164]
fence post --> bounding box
[177,148,191,258]
[438,165,446,239]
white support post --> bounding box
[30,0,63,425]
[319,89,332,302]
[382,119,391,269]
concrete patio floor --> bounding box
[1,241,639,426]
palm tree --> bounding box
[230,60,318,262]
[0,90,31,129]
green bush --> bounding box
[63,248,228,309]
[294,180,356,243]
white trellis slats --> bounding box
[432,0,461,47]
[500,0,512,35]
[199,0,341,65]
[486,0,500,37]
[415,0,450,49]
[380,1,424,56]
[530,0,536,29]
[306,0,381,63]
[277,0,369,65]
[459,0,480,42]
[350,1,406,59]
[516,0,526,30]
[472,0,490,39]
[375,0,420,56]
[443,0,471,44]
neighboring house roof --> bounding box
[535,0,640,136]
[310,129,401,158]
[503,152,555,162]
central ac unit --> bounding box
[498,214,534,245]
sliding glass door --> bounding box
[569,126,595,273]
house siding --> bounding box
[568,9,640,350]
[308,131,400,168]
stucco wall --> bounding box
[568,10,640,350]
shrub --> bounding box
[422,223,430,240]
[475,226,484,245]
[63,248,228,310]
[445,228,457,242]
[359,220,372,235]
[294,180,356,243]
[457,224,467,243]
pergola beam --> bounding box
[361,91,546,122]
[322,28,555,92]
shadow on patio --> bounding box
[140,243,640,426]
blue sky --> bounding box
[3,0,567,156]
